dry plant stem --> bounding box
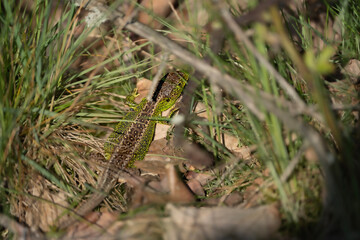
[147,53,169,101]
[125,17,320,120]
[122,20,333,164]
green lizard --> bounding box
[58,71,188,229]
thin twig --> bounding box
[147,53,169,101]
[126,20,332,162]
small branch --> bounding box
[146,53,169,101]
[123,19,332,166]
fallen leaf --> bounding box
[136,78,153,102]
[138,139,184,175]
[62,212,120,239]
[184,143,215,169]
[138,0,177,29]
[223,134,253,160]
[131,164,195,208]
[154,121,172,141]
[185,171,215,186]
[165,164,196,203]
[194,102,211,119]
[19,176,68,231]
[203,191,244,207]
[186,179,205,196]
[342,59,360,84]
[164,204,281,240]
[223,192,244,206]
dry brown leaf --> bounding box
[62,212,163,240]
[223,192,244,206]
[184,143,215,169]
[342,59,360,84]
[242,176,266,207]
[194,102,210,119]
[14,176,68,232]
[138,0,177,29]
[138,138,184,175]
[164,164,196,203]
[154,122,172,141]
[185,171,215,186]
[132,164,195,208]
[223,134,253,160]
[222,133,239,151]
[62,212,119,239]
[186,179,205,196]
[203,191,244,206]
[135,78,153,102]
[305,146,318,163]
[164,204,281,240]
[131,164,195,207]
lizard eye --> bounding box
[166,98,170,102]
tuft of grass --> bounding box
[0,0,157,230]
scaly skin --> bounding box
[58,71,188,229]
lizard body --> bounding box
[58,71,188,229]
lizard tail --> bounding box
[58,192,107,230]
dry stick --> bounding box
[146,52,169,101]
[87,3,332,163]
[113,21,333,163]
[124,22,265,119]
[123,21,331,160]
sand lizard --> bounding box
[58,71,188,229]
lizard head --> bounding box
[153,71,189,111]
